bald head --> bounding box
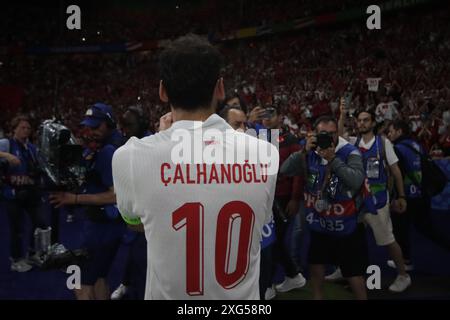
[226,108,247,131]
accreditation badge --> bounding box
[315,198,329,212]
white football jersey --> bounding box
[112,114,278,300]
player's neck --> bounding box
[172,107,215,122]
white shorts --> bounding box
[363,196,395,246]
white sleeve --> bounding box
[384,138,399,166]
[347,136,357,145]
[112,143,141,225]
[391,103,399,119]
[375,104,382,115]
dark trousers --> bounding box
[124,232,147,299]
[392,197,450,261]
[271,196,300,279]
[6,199,47,260]
[259,243,273,300]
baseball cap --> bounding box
[80,103,115,128]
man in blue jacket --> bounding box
[49,103,126,300]
[0,115,48,272]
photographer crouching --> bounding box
[281,115,369,300]
[0,115,49,272]
[49,103,126,300]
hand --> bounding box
[305,132,317,152]
[286,199,300,216]
[317,144,336,162]
[0,152,21,167]
[248,106,266,123]
[393,198,407,213]
[49,192,77,209]
[158,112,173,131]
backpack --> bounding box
[399,143,447,197]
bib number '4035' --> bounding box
[306,213,344,232]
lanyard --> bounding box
[314,160,332,199]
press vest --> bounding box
[304,143,360,236]
[355,135,388,209]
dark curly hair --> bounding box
[159,34,223,111]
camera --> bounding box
[263,107,276,119]
[37,120,85,192]
[316,131,334,149]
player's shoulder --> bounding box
[112,141,130,168]
[114,133,172,161]
[117,134,161,150]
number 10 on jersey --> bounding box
[172,201,255,296]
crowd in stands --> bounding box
[0,0,378,46]
[0,1,449,157]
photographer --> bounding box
[0,115,48,272]
[218,105,277,300]
[338,103,411,293]
[262,105,306,298]
[281,115,368,300]
[49,103,125,300]
[388,120,450,266]
[218,105,247,132]
[111,105,151,300]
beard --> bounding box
[358,127,373,135]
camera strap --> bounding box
[318,163,333,200]
[313,162,333,212]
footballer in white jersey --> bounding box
[112,35,278,300]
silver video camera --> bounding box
[37,120,85,191]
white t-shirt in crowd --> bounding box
[348,135,398,166]
[112,114,278,300]
[375,101,399,122]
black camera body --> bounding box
[37,120,85,192]
[263,107,277,119]
[316,131,334,149]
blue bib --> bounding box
[260,217,276,249]
[395,139,423,198]
[304,143,360,236]
[356,135,388,209]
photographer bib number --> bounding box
[366,157,380,179]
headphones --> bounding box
[88,104,117,129]
[105,112,117,129]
